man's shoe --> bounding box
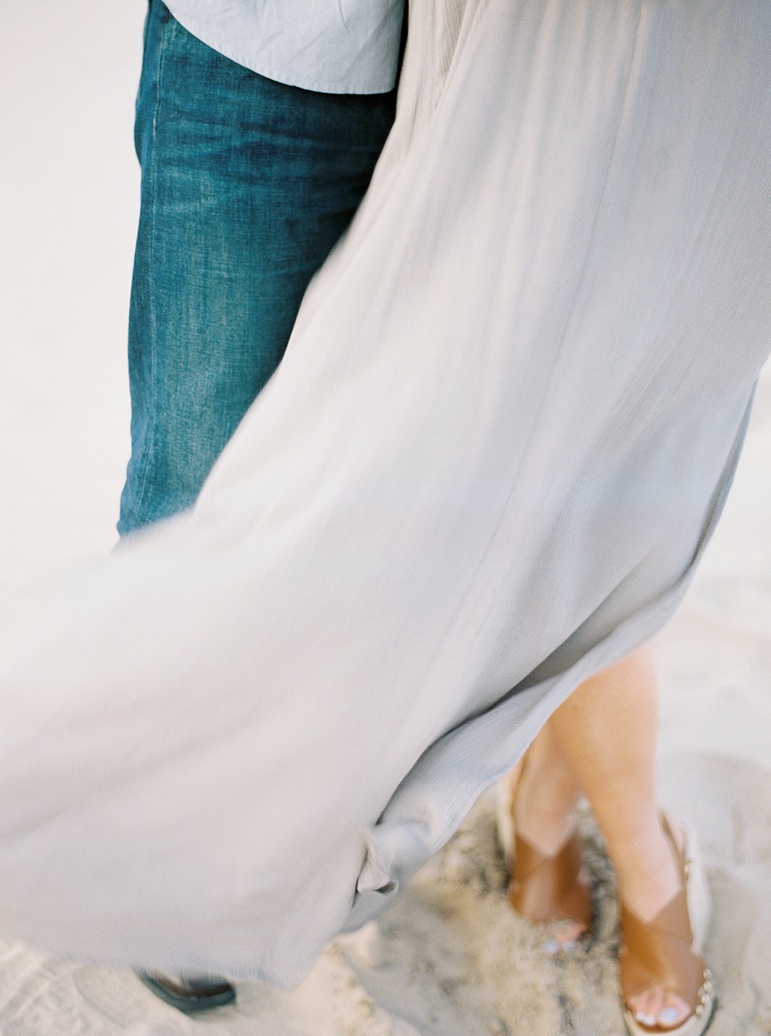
[137,971,236,1013]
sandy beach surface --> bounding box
[1,2,769,1033]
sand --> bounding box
[0,2,768,1032]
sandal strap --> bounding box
[620,886,705,1006]
[509,830,591,928]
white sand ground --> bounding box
[0,2,769,1033]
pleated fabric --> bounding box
[0,0,769,987]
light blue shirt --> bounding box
[164,0,405,95]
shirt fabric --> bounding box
[163,0,405,94]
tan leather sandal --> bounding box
[497,780,592,953]
[620,816,716,1036]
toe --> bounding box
[557,919,585,945]
[628,988,692,1032]
[656,993,690,1031]
[629,987,664,1030]
[543,919,585,954]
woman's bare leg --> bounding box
[509,648,693,1029]
[549,650,678,916]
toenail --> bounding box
[561,940,575,951]
[658,1006,682,1026]
[635,1012,656,1026]
[543,939,560,955]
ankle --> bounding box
[513,796,580,857]
[508,736,582,857]
[614,824,682,923]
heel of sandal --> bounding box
[680,819,711,949]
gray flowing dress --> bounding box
[0,0,769,988]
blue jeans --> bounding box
[118,0,396,535]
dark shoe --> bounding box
[137,971,236,1013]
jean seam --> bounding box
[131,10,174,527]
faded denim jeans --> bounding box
[118,0,396,535]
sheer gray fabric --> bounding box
[0,0,769,988]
